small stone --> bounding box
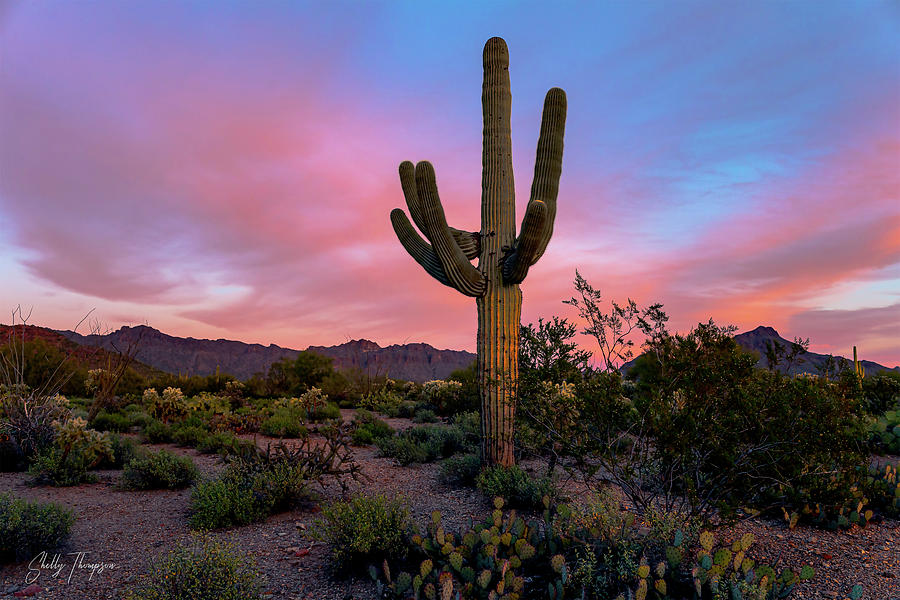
[14,584,42,598]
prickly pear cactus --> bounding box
[390,37,567,466]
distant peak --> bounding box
[746,325,780,338]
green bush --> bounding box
[260,409,308,438]
[91,410,132,433]
[440,453,482,487]
[172,425,209,448]
[122,450,198,490]
[377,424,471,466]
[0,493,74,562]
[189,459,308,529]
[309,401,341,422]
[412,408,438,423]
[141,419,172,444]
[28,448,95,486]
[313,493,410,570]
[476,464,555,510]
[127,535,263,600]
[359,388,403,416]
[196,431,255,456]
[351,410,394,445]
[96,434,140,469]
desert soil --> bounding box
[1,411,897,600]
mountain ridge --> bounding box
[622,324,899,375]
[56,325,476,382]
[6,323,895,383]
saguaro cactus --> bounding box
[389,37,566,466]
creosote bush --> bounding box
[121,449,198,490]
[190,424,361,529]
[313,493,411,571]
[377,424,473,465]
[127,535,263,600]
[0,492,74,563]
[440,453,482,487]
[351,409,394,446]
[260,408,308,439]
[475,464,555,510]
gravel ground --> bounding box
[1,416,897,600]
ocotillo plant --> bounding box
[389,37,566,466]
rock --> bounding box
[14,585,42,598]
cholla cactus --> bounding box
[144,387,187,423]
[390,37,567,466]
[85,368,108,394]
[53,417,112,467]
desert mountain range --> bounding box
[0,323,893,383]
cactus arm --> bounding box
[413,161,486,297]
[501,200,548,284]
[400,161,480,260]
[390,208,453,287]
[452,229,481,260]
[500,88,566,281]
[526,87,567,264]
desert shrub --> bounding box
[517,380,581,476]
[377,424,471,466]
[126,410,152,430]
[190,458,310,529]
[309,401,341,422]
[0,392,70,459]
[185,391,231,415]
[28,449,95,486]
[440,453,481,487]
[527,312,869,517]
[394,401,419,419]
[412,408,438,423]
[359,387,403,416]
[122,450,198,490]
[196,431,255,456]
[95,433,140,469]
[208,407,261,435]
[141,419,172,444]
[313,493,411,571]
[191,426,362,529]
[476,464,555,510]
[91,409,131,433]
[172,425,209,447]
[351,410,393,445]
[260,408,307,438]
[451,411,481,439]
[0,493,75,563]
[28,418,113,486]
[862,372,900,415]
[127,535,263,600]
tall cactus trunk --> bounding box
[389,37,566,467]
[478,39,520,467]
[477,289,521,467]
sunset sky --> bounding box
[1,1,898,367]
